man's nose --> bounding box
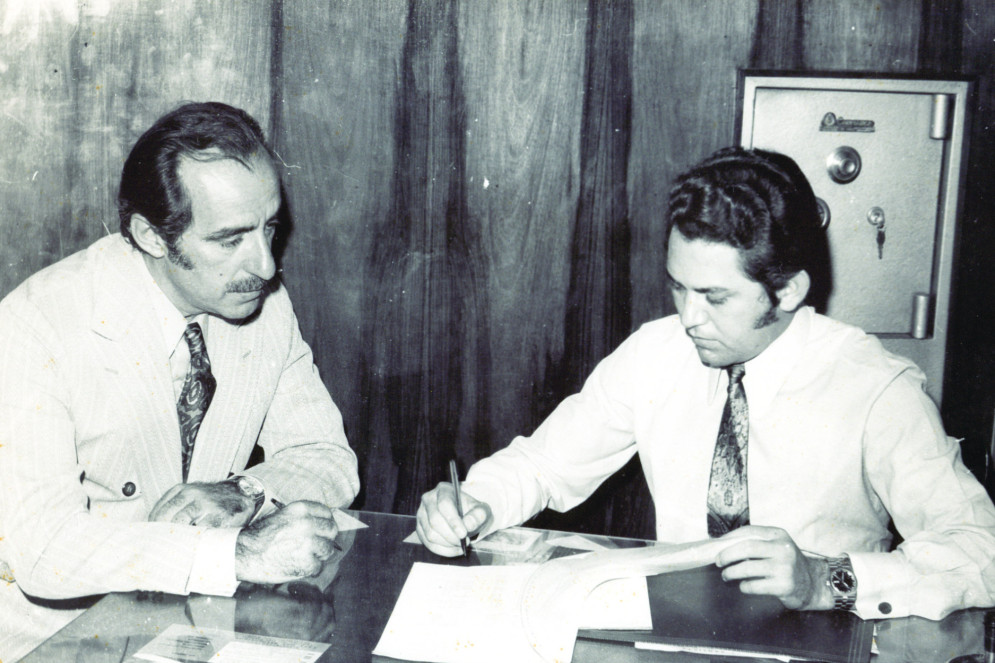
[679,293,707,329]
[245,232,277,281]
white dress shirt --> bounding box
[464,306,995,620]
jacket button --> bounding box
[878,602,892,614]
[122,482,136,497]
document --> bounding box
[334,509,368,531]
[133,623,328,663]
[374,537,749,663]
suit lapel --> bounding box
[88,236,183,496]
[86,235,274,486]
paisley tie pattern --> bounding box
[706,363,750,537]
[177,322,216,481]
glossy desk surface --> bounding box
[23,510,988,663]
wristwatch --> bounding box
[827,555,858,611]
[227,475,266,519]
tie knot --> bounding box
[184,322,207,358]
[727,363,746,386]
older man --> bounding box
[0,102,359,661]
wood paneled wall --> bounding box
[2,0,993,538]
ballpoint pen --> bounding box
[448,459,470,558]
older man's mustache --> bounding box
[226,276,272,294]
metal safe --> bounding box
[739,74,971,406]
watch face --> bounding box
[831,568,856,593]
[237,476,264,498]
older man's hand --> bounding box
[148,481,257,527]
[234,501,340,584]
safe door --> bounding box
[740,74,971,405]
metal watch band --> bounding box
[827,555,857,611]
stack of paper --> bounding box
[374,537,748,663]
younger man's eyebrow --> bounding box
[665,271,730,295]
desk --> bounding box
[22,511,988,663]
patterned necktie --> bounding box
[177,322,216,481]
[707,363,750,537]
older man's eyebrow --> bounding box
[203,225,256,242]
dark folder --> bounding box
[578,565,873,663]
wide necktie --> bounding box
[177,322,217,481]
[706,363,749,537]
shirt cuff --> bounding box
[186,527,241,596]
[848,551,911,619]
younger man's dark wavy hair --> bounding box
[666,147,831,311]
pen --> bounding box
[270,498,342,551]
[448,459,470,558]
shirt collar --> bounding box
[702,306,812,413]
[741,306,812,417]
[132,249,208,356]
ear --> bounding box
[775,270,810,313]
[129,214,168,259]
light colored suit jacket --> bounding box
[0,233,359,604]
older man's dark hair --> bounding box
[117,101,275,251]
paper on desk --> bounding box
[544,533,611,552]
[634,641,796,662]
[373,564,647,663]
[133,623,327,663]
[578,575,651,629]
[374,535,755,663]
[374,563,542,663]
[402,526,543,553]
[333,509,368,531]
[471,527,544,553]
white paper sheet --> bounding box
[374,564,541,663]
[333,509,368,531]
[133,624,327,663]
[372,563,649,663]
[543,533,611,552]
[375,535,761,663]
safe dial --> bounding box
[826,146,862,184]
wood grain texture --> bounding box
[629,0,759,329]
[799,0,921,72]
[0,3,80,295]
[941,0,995,485]
[458,0,587,457]
[356,0,493,514]
[273,0,409,512]
[0,0,272,294]
[917,0,963,75]
[555,0,639,537]
[518,0,645,538]
[750,0,806,70]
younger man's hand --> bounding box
[415,481,492,557]
[714,525,833,611]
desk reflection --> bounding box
[21,511,988,663]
